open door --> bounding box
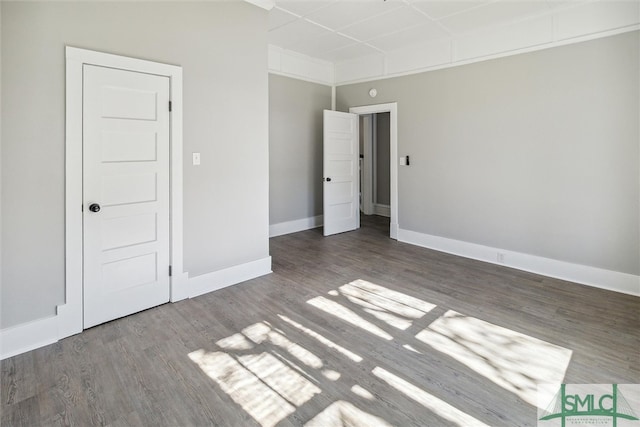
[323,110,359,236]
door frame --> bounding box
[349,103,398,239]
[360,114,374,215]
[62,47,185,336]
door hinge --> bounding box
[169,265,172,276]
[169,101,172,112]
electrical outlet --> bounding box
[497,252,505,263]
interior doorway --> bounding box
[359,113,391,219]
[349,103,398,239]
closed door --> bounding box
[323,110,359,236]
[83,64,171,328]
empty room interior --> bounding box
[1,1,639,426]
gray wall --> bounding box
[1,2,270,328]
[375,112,390,206]
[337,31,639,276]
[269,74,331,225]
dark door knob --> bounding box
[89,203,101,213]
[326,177,332,182]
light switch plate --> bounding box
[400,156,407,166]
[192,152,201,166]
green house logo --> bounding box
[539,384,639,427]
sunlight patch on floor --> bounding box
[243,322,324,369]
[327,279,437,330]
[403,344,422,354]
[373,366,490,427]
[216,333,254,350]
[351,385,375,400]
[278,315,363,362]
[363,308,413,330]
[238,352,322,407]
[340,279,435,319]
[304,401,393,427]
[307,296,393,340]
[322,369,341,381]
[188,350,295,427]
[415,310,572,407]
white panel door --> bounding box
[323,110,359,236]
[83,64,170,328]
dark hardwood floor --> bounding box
[2,215,639,426]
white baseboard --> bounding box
[398,229,640,297]
[373,204,390,218]
[0,315,59,360]
[179,256,272,300]
[270,215,323,237]
[1,257,272,360]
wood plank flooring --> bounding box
[2,215,639,426]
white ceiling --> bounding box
[268,0,588,62]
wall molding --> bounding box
[270,215,323,237]
[174,257,273,301]
[373,204,390,218]
[243,0,274,11]
[334,0,639,86]
[268,45,334,86]
[398,229,640,297]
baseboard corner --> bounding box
[185,256,272,299]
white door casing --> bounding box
[361,114,374,216]
[83,65,171,328]
[323,110,360,236]
[63,47,185,338]
[349,103,398,239]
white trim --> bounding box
[335,26,639,86]
[172,257,273,301]
[268,45,334,86]
[0,316,59,360]
[373,204,390,218]
[243,0,274,11]
[64,46,186,332]
[372,114,378,207]
[270,215,323,237]
[2,256,270,360]
[361,115,374,215]
[398,229,640,297]
[331,85,336,111]
[268,70,333,87]
[349,103,398,239]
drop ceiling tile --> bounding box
[269,7,300,30]
[305,0,403,31]
[545,0,586,9]
[411,1,490,20]
[317,42,382,61]
[289,32,357,56]
[439,1,551,34]
[269,19,329,49]
[555,0,640,41]
[275,0,336,17]
[367,21,450,52]
[340,5,429,41]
